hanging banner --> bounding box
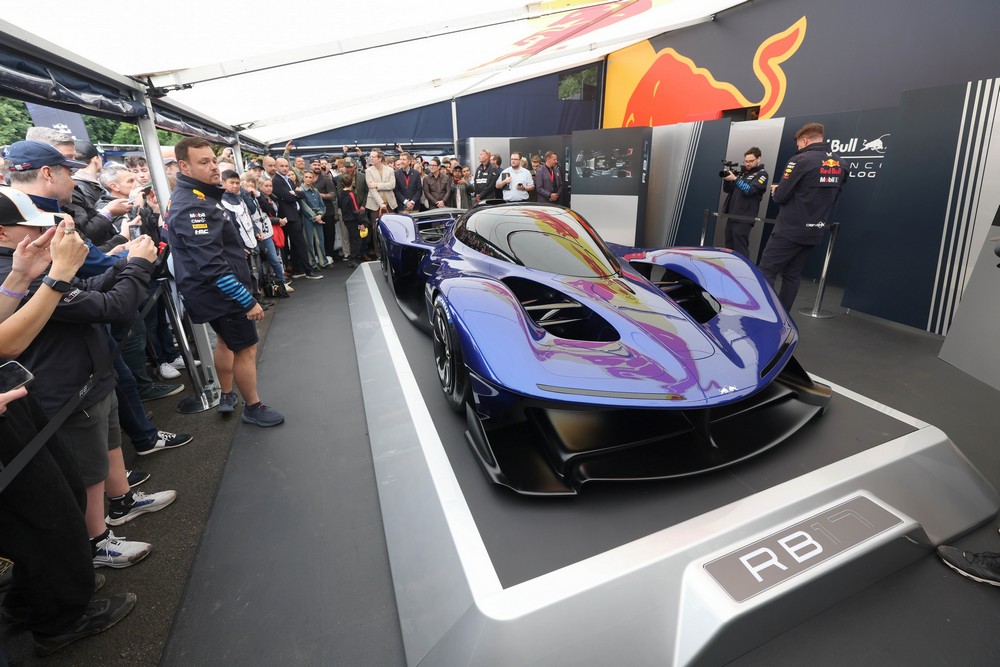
[24,102,90,142]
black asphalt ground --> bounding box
[0,262,369,666]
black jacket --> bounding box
[473,163,500,201]
[771,142,847,244]
[722,164,769,219]
[270,173,302,223]
[394,168,423,210]
[0,247,153,416]
[165,174,254,323]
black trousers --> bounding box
[724,219,754,260]
[0,397,94,635]
[322,214,340,259]
[284,220,312,275]
[758,233,815,312]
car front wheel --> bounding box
[431,296,469,411]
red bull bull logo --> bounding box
[821,159,840,167]
[617,17,807,127]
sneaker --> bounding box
[125,470,150,488]
[305,273,324,280]
[218,391,239,415]
[92,532,151,569]
[284,282,295,293]
[140,383,185,402]
[241,402,285,427]
[157,362,181,380]
[106,489,177,526]
[170,356,201,370]
[135,431,193,456]
[291,272,306,279]
[0,573,104,631]
[33,593,137,656]
[937,546,1000,586]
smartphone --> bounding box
[0,360,34,393]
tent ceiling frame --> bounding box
[142,0,629,89]
[234,14,710,142]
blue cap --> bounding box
[4,140,87,172]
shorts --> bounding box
[208,311,259,352]
[57,391,121,486]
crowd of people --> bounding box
[0,128,569,657]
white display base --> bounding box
[348,263,999,666]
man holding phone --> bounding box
[0,187,140,655]
[496,152,534,203]
[3,140,177,569]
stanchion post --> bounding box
[797,222,840,320]
[701,209,718,246]
[156,278,221,412]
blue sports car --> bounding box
[376,203,831,496]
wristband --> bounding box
[0,285,28,299]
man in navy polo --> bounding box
[166,138,284,427]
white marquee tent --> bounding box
[1,0,744,146]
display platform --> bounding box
[347,263,1000,666]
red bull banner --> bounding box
[605,17,806,128]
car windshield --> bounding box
[457,206,618,278]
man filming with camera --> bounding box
[720,147,768,259]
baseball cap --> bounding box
[75,140,102,162]
[0,187,59,227]
[5,141,87,172]
[163,156,178,165]
[248,161,263,170]
[343,157,356,167]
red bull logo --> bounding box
[618,17,807,127]
[484,0,652,67]
[821,159,840,167]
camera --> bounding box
[719,160,741,178]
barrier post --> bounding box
[798,222,840,320]
[157,278,222,413]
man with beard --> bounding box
[166,137,285,427]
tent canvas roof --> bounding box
[2,0,744,145]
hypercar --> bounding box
[574,148,634,178]
[376,203,831,495]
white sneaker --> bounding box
[158,362,181,379]
[284,283,295,293]
[169,356,200,370]
[93,531,151,569]
[105,489,177,526]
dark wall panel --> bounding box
[296,72,600,148]
[842,85,968,328]
[675,120,732,247]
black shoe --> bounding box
[140,383,185,402]
[0,561,11,592]
[33,593,137,656]
[126,469,150,488]
[0,573,105,632]
[304,273,324,280]
[346,260,358,268]
[937,546,1000,586]
[135,431,193,456]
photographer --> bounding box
[720,147,768,259]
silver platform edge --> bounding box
[348,263,1000,666]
